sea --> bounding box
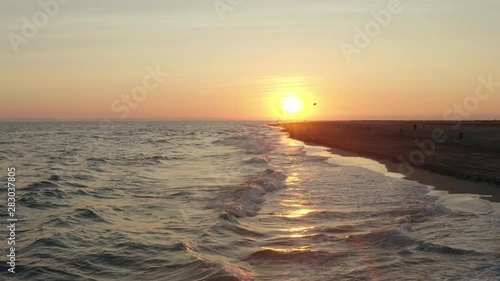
[0,121,499,281]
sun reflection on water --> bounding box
[286,172,302,186]
[280,208,315,218]
[263,246,310,253]
[280,199,309,207]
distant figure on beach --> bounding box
[400,128,403,134]
[413,124,417,131]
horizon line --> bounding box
[1,118,499,123]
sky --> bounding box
[0,0,499,121]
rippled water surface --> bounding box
[0,122,499,280]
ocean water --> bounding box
[0,121,499,281]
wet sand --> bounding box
[273,121,500,201]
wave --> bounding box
[301,155,329,163]
[147,138,171,144]
[29,237,70,249]
[20,181,69,209]
[164,242,253,281]
[168,191,193,197]
[24,181,60,191]
[86,157,107,163]
[19,191,70,209]
[41,189,67,198]
[114,154,184,166]
[214,135,277,154]
[213,221,265,238]
[318,225,357,234]
[377,204,448,223]
[72,174,97,181]
[245,248,345,264]
[346,225,417,248]
[444,261,500,281]
[66,182,88,188]
[85,157,108,171]
[14,265,89,281]
[282,145,305,156]
[221,169,287,220]
[68,207,109,223]
[244,156,269,164]
[166,259,252,281]
[49,174,62,181]
[43,217,73,227]
[415,242,482,256]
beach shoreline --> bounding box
[273,121,500,202]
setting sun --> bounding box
[282,97,303,116]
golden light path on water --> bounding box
[269,136,323,250]
[279,168,316,219]
[269,132,384,280]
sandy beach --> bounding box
[274,121,500,201]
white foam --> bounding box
[438,194,495,215]
[278,133,404,179]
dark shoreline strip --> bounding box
[272,121,500,202]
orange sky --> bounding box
[1,0,499,121]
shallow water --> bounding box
[0,121,499,280]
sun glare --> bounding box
[283,97,303,116]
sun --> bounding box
[282,97,303,116]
